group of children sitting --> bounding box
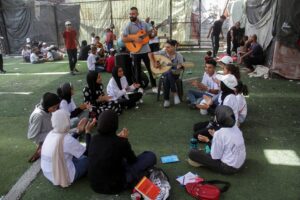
[27,69,153,193]
[25,46,248,194]
[186,53,248,174]
[22,40,64,64]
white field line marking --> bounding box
[0,72,69,75]
[0,92,33,95]
[3,160,41,200]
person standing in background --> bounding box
[63,21,79,75]
[0,36,6,73]
[226,22,241,56]
[207,15,226,58]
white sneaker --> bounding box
[139,99,144,104]
[138,88,144,94]
[152,87,163,95]
[174,95,181,105]
[163,100,170,108]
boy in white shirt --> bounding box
[188,105,246,174]
[87,46,97,72]
[187,59,219,109]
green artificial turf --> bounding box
[0,53,299,200]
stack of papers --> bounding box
[176,172,203,185]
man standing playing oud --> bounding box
[122,7,159,93]
[63,21,79,75]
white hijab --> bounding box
[50,109,71,187]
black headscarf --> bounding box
[220,81,235,105]
[97,110,118,135]
[57,82,72,103]
[41,92,60,113]
[215,105,236,128]
[112,66,122,90]
[86,71,101,100]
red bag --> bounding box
[185,180,230,200]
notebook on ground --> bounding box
[161,155,180,164]
[135,176,160,200]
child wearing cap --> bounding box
[189,105,246,174]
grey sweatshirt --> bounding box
[27,104,53,144]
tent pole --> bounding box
[198,0,201,49]
[169,0,172,40]
[53,4,60,48]
[110,0,113,26]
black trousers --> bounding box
[0,54,3,71]
[226,39,239,56]
[67,48,78,72]
[211,35,220,57]
[193,121,220,141]
[132,53,156,87]
[244,56,264,71]
[188,149,239,174]
[118,92,143,109]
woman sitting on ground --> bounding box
[83,71,122,118]
[27,92,61,162]
[88,110,157,194]
[107,66,143,109]
[188,105,246,174]
[41,109,96,187]
[57,82,91,127]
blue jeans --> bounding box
[73,155,89,181]
[163,71,179,100]
[187,90,205,104]
[125,151,157,185]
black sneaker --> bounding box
[70,71,75,75]
[0,70,6,74]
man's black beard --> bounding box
[130,16,137,22]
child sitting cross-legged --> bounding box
[188,105,246,175]
[187,59,219,110]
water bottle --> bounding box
[190,138,198,149]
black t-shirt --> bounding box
[212,20,224,36]
[88,134,137,194]
[78,45,91,60]
[227,26,238,39]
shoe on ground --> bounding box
[0,70,6,74]
[139,99,143,104]
[187,158,203,167]
[174,95,181,105]
[70,71,75,75]
[163,100,170,108]
[152,87,159,94]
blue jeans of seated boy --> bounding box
[125,151,157,186]
[73,155,89,181]
[187,90,205,104]
[163,71,179,100]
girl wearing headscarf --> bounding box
[88,110,157,194]
[107,66,143,109]
[193,74,239,136]
[41,109,96,187]
[188,105,246,174]
[27,92,60,162]
[83,71,122,118]
[57,82,91,127]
